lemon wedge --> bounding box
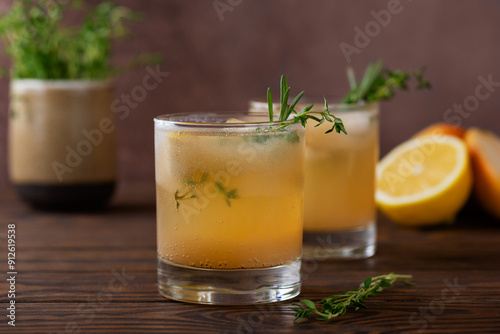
[376,134,472,227]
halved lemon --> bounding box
[376,134,472,227]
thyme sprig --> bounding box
[174,189,197,209]
[292,273,414,324]
[173,172,209,209]
[267,75,347,135]
[342,60,431,104]
[215,181,239,207]
[174,173,239,209]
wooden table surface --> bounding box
[1,182,499,334]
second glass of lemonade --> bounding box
[302,102,378,259]
[250,100,379,259]
[155,113,305,304]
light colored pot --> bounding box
[8,79,117,209]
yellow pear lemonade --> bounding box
[303,105,379,232]
[156,116,304,270]
[155,76,346,304]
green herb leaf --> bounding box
[215,181,239,207]
[267,87,273,122]
[176,177,239,209]
[279,75,288,120]
[363,277,372,289]
[215,181,226,192]
[226,189,239,199]
[301,300,317,311]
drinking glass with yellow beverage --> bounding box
[249,99,379,259]
[155,112,305,304]
[302,101,378,259]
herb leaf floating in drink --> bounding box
[341,60,431,104]
[292,273,414,323]
[215,181,239,207]
[173,172,239,209]
[268,75,347,135]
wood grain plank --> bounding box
[4,301,500,334]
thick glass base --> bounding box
[157,257,301,305]
[302,223,376,260]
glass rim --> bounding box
[154,112,298,128]
[248,96,379,111]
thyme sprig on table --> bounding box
[267,75,347,135]
[342,60,431,104]
[292,273,414,324]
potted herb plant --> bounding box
[0,0,144,209]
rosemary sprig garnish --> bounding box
[267,75,347,135]
[341,60,431,104]
[292,273,414,324]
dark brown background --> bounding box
[1,0,499,189]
